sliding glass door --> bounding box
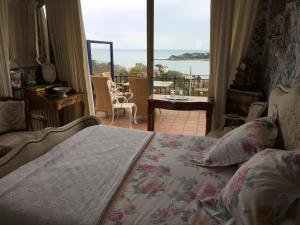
[152,0,210,96]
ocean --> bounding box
[91,49,210,78]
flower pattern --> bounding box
[104,134,237,225]
[244,0,300,92]
[241,138,258,154]
[190,117,278,167]
[219,149,300,225]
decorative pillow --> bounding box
[219,149,300,225]
[0,101,26,134]
[196,117,278,166]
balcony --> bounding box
[96,109,206,136]
[94,72,209,135]
[115,73,209,97]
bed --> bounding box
[0,85,299,225]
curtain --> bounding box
[45,0,94,117]
[209,0,259,130]
[229,0,260,84]
[0,0,12,97]
[209,0,235,130]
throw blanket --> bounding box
[0,125,154,225]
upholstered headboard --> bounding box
[268,85,300,150]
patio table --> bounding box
[147,94,214,135]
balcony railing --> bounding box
[115,73,209,96]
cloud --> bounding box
[81,0,145,11]
[81,0,210,49]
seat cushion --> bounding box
[0,131,37,157]
[0,145,13,158]
[114,103,136,109]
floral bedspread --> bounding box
[102,134,237,225]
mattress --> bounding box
[101,133,237,225]
[0,126,238,225]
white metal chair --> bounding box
[107,80,137,128]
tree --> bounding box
[129,63,147,74]
[91,60,126,75]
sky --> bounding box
[81,0,210,50]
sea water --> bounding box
[91,49,210,77]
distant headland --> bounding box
[155,52,210,61]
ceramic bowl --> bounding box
[53,87,71,98]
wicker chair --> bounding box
[91,76,137,127]
[128,77,149,117]
[91,76,112,114]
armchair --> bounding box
[0,97,47,157]
[207,101,268,138]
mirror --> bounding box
[36,3,50,64]
[8,0,50,69]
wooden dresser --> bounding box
[25,84,84,129]
[226,88,264,117]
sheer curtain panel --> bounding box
[45,0,94,117]
[209,0,235,130]
[209,0,260,130]
[0,0,12,97]
[229,0,260,84]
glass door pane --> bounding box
[87,41,114,80]
[154,0,210,96]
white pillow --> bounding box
[219,149,300,225]
[195,117,278,166]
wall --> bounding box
[246,0,300,93]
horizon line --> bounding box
[92,48,210,51]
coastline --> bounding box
[154,58,210,61]
[93,49,210,75]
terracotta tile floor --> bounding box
[96,109,206,136]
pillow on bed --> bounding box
[219,149,300,225]
[0,101,26,134]
[196,117,278,166]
